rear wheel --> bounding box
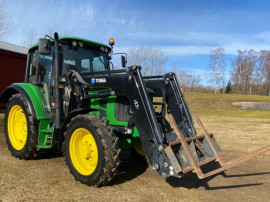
[65,114,120,186]
[4,94,38,159]
[130,143,147,163]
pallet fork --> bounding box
[165,113,270,179]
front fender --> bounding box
[57,108,97,151]
[1,83,46,120]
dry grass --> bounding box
[0,93,270,201]
[0,113,4,124]
[185,92,270,118]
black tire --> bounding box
[65,114,120,187]
[4,94,38,159]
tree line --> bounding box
[207,48,270,96]
[128,46,270,96]
[231,49,270,96]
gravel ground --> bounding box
[0,116,269,202]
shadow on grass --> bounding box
[35,149,64,160]
[166,174,263,190]
[166,162,267,190]
[220,171,270,178]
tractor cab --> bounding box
[28,36,111,80]
[26,37,112,118]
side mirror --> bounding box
[121,55,127,68]
[38,38,51,54]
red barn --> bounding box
[0,41,28,107]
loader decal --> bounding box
[134,99,140,110]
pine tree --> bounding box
[225,81,232,94]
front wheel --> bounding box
[65,114,120,187]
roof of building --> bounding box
[0,41,28,55]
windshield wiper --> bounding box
[97,56,105,66]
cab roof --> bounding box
[29,36,111,51]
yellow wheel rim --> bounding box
[69,128,98,176]
[7,105,28,150]
[134,143,146,157]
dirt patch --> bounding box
[0,116,269,202]
[232,102,270,110]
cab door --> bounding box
[27,49,54,117]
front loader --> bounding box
[1,33,270,187]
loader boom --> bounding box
[87,65,270,179]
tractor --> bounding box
[1,33,270,187]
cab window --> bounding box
[28,49,54,83]
[61,45,109,75]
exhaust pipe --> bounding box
[54,32,61,129]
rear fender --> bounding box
[1,83,46,120]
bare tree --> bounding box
[231,50,243,94]
[231,50,258,94]
[190,74,201,92]
[259,50,270,95]
[0,1,13,40]
[46,23,69,37]
[21,29,39,48]
[207,47,226,94]
[127,47,166,76]
[169,60,201,92]
[178,71,201,92]
[47,24,57,37]
[171,60,181,74]
[252,67,263,95]
[21,24,70,48]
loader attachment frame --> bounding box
[166,113,270,179]
[82,65,270,179]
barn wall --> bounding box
[0,50,27,107]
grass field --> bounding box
[184,93,270,153]
[185,92,270,118]
[0,92,269,201]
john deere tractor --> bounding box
[1,33,270,187]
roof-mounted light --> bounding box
[72,40,77,47]
[109,38,115,46]
[78,41,84,48]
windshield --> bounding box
[61,45,109,75]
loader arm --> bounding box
[103,66,172,177]
[84,66,183,177]
[85,65,270,179]
[90,65,220,178]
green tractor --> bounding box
[1,33,270,187]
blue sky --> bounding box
[2,0,270,85]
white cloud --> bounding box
[160,45,213,56]
[127,31,246,46]
[224,42,270,55]
[253,31,270,42]
[117,31,270,56]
